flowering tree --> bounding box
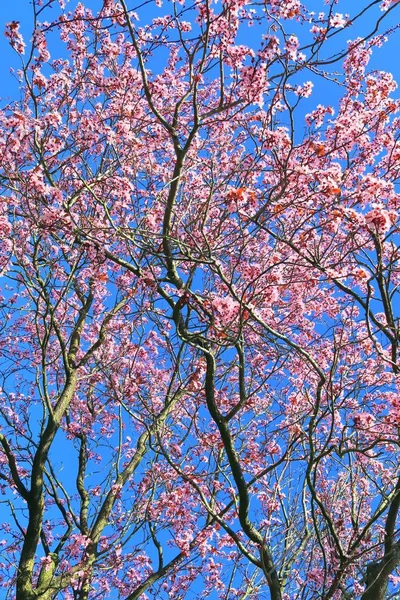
[1,0,400,598]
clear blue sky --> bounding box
[1,0,400,100]
[1,2,400,598]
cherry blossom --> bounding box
[0,1,400,600]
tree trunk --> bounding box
[362,548,400,600]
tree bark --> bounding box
[362,548,400,600]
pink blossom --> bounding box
[365,205,394,232]
[5,22,25,54]
[295,81,314,98]
[330,13,347,28]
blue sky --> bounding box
[1,1,400,125]
[1,1,400,598]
